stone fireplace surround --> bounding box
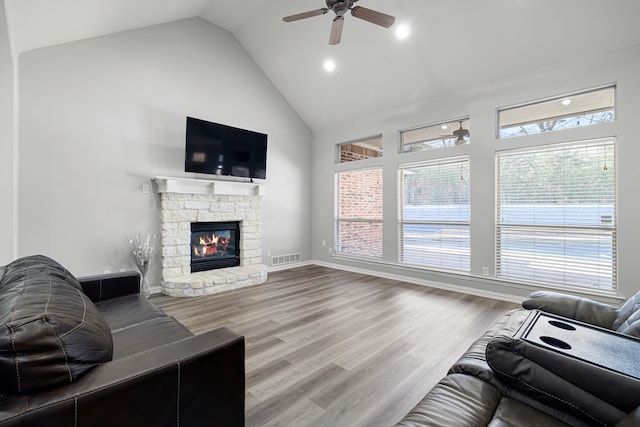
[153,177,268,297]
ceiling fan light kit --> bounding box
[438,121,470,145]
[453,121,470,145]
[283,0,396,45]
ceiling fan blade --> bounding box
[283,8,329,22]
[329,16,344,45]
[350,6,395,28]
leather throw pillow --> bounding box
[0,255,114,394]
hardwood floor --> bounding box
[153,265,518,426]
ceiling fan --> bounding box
[441,121,470,145]
[283,0,396,45]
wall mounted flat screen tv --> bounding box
[185,116,267,180]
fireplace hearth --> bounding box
[154,176,268,297]
[191,221,240,272]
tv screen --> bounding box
[185,116,267,179]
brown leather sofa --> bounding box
[394,291,640,427]
[0,255,244,427]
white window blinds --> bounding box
[399,157,470,271]
[496,139,616,291]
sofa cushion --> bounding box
[111,316,192,358]
[94,294,167,331]
[0,255,113,394]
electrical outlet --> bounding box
[142,183,150,194]
[482,267,489,276]
[322,240,326,247]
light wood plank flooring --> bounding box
[153,265,518,426]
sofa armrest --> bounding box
[523,291,619,329]
[0,327,244,427]
[77,271,140,302]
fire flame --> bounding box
[193,232,230,258]
[199,234,219,246]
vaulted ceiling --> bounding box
[5,0,640,130]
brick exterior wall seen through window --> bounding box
[340,144,382,163]
[336,168,383,257]
[338,169,383,219]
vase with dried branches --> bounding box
[127,233,156,298]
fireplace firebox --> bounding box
[190,221,240,273]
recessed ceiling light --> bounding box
[395,24,410,40]
[562,98,572,106]
[441,125,448,130]
[324,59,336,72]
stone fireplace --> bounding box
[154,177,268,297]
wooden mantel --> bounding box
[153,176,266,197]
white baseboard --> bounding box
[262,258,623,306]
[310,259,524,304]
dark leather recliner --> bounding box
[394,288,640,427]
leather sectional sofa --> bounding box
[395,291,640,427]
[0,255,244,427]
[4,254,639,427]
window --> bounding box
[401,118,470,153]
[335,168,383,258]
[338,135,383,163]
[399,157,470,271]
[498,86,615,138]
[496,139,616,291]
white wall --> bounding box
[0,1,15,264]
[313,44,640,302]
[17,18,312,281]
